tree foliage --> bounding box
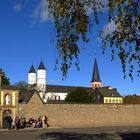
[123,94,140,104]
[47,0,140,79]
[100,0,140,79]
[65,87,95,103]
[14,81,28,89]
[1,73,10,86]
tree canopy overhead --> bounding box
[47,0,140,79]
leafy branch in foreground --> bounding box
[47,0,140,79]
[100,0,140,79]
[48,0,103,78]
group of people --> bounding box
[29,115,49,128]
[14,116,26,130]
[6,115,49,130]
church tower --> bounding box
[28,65,36,85]
[37,61,46,94]
[91,58,102,89]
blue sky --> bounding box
[0,0,139,95]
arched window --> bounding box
[54,95,57,100]
[58,96,60,100]
[119,99,122,103]
[113,99,115,103]
[105,99,108,103]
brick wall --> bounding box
[19,93,140,127]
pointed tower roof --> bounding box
[38,61,46,70]
[91,58,101,82]
[29,65,36,73]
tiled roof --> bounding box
[97,87,122,97]
[29,65,36,73]
[1,85,20,90]
[19,89,44,104]
[19,85,93,103]
[38,61,46,70]
[46,85,93,93]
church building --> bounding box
[0,59,123,129]
[26,59,123,104]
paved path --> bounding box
[0,125,140,140]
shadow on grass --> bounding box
[38,132,140,140]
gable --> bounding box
[27,91,44,105]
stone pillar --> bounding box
[0,69,4,128]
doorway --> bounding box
[2,109,12,129]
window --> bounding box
[105,99,108,103]
[54,95,57,100]
[58,96,60,100]
[113,99,115,103]
[116,99,118,103]
[109,99,111,103]
[119,99,122,103]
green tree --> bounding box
[14,81,28,89]
[47,0,140,79]
[65,87,95,103]
[1,73,10,86]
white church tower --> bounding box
[37,61,46,98]
[28,65,36,85]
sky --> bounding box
[0,0,139,95]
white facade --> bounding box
[37,69,46,92]
[28,73,36,85]
[44,92,68,102]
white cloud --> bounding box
[98,19,118,42]
[102,19,117,36]
[13,1,25,12]
[32,0,52,23]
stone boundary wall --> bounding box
[19,103,140,127]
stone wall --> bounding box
[19,93,140,127]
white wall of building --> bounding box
[37,69,46,92]
[45,92,68,101]
[28,73,36,85]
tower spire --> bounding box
[38,60,46,70]
[91,58,102,89]
[28,65,35,73]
